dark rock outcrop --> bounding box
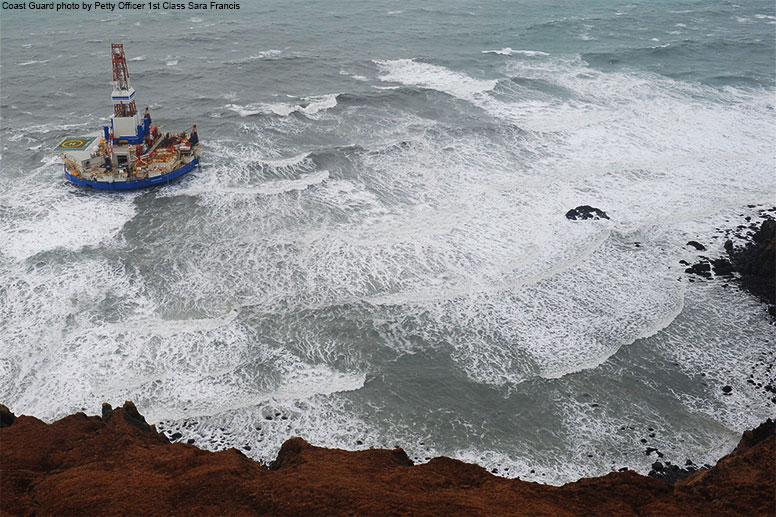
[726,218,775,312]
[684,215,775,319]
[0,404,15,428]
[565,205,610,221]
[711,258,734,277]
[685,261,712,278]
[649,460,703,484]
[1,402,774,516]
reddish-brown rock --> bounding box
[1,402,774,516]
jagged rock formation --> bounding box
[1,402,773,516]
[565,205,610,221]
[684,216,775,319]
[726,218,775,316]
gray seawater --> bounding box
[1,1,775,483]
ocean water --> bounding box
[1,0,775,483]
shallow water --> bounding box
[1,0,774,483]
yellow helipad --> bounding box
[55,136,96,151]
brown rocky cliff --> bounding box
[1,402,774,516]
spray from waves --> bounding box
[225,94,339,118]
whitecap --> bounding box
[249,49,282,59]
[18,59,48,66]
[482,48,549,56]
[225,94,338,118]
[374,59,497,102]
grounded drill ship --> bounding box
[56,43,201,190]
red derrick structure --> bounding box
[111,43,137,118]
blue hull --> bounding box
[65,158,199,190]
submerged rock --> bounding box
[565,205,610,221]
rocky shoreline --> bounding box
[683,208,776,320]
[3,207,774,516]
[1,402,774,516]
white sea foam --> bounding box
[248,49,282,59]
[17,59,48,66]
[225,94,339,118]
[198,170,330,197]
[340,69,369,81]
[262,151,312,169]
[3,36,775,489]
[482,48,549,56]
[0,159,137,261]
[375,59,497,102]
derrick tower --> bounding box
[111,43,137,117]
[106,43,146,167]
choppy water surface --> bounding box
[1,0,774,483]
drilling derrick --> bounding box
[107,43,145,168]
[111,43,137,117]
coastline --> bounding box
[3,210,776,516]
[2,215,775,516]
[1,401,773,516]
